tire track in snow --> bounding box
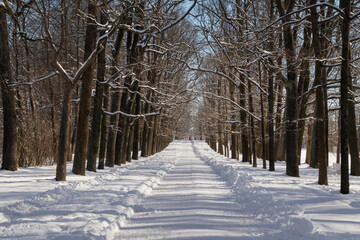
[115,141,269,239]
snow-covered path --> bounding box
[2,140,360,239]
[116,142,261,239]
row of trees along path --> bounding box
[0,0,360,194]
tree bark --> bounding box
[217,79,224,155]
[340,0,350,194]
[98,28,124,169]
[87,13,107,172]
[296,26,311,165]
[247,74,257,167]
[0,7,18,171]
[132,91,141,160]
[309,1,328,183]
[267,0,275,171]
[49,82,58,165]
[229,81,237,160]
[56,85,72,181]
[275,0,299,177]
[239,75,249,163]
[348,96,360,176]
[72,3,98,175]
[141,92,152,157]
[305,123,312,165]
[259,63,266,169]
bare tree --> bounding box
[0,4,18,171]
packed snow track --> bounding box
[115,141,261,239]
[1,141,360,239]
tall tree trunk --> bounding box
[239,75,249,162]
[348,95,360,175]
[98,30,125,169]
[104,29,125,167]
[56,85,72,181]
[132,91,141,160]
[347,42,360,175]
[0,8,18,171]
[49,82,58,164]
[267,0,275,171]
[115,29,134,166]
[310,0,328,185]
[72,3,98,175]
[69,98,78,161]
[296,26,311,165]
[276,0,299,177]
[87,13,107,172]
[340,0,350,194]
[152,114,160,155]
[268,70,275,171]
[217,79,223,155]
[106,89,121,167]
[274,69,284,161]
[247,75,257,167]
[305,123,312,165]
[147,113,155,156]
[98,85,109,169]
[259,63,266,169]
[141,92,151,157]
[229,82,237,160]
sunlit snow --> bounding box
[0,141,359,239]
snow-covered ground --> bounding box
[193,141,360,239]
[0,140,359,239]
[0,143,178,239]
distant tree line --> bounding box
[2,0,360,194]
[0,0,197,180]
[192,0,360,194]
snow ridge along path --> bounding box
[116,141,264,239]
[1,141,360,239]
[192,141,360,240]
[115,141,304,240]
[0,142,178,240]
[116,141,360,240]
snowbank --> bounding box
[192,141,360,240]
[0,142,178,240]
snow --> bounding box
[0,144,177,239]
[0,140,360,239]
[193,141,360,239]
